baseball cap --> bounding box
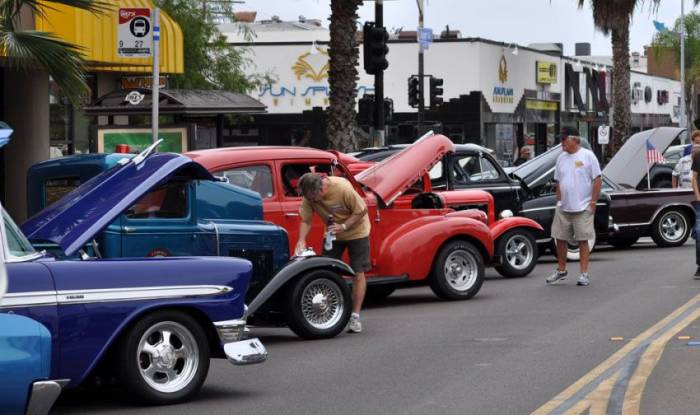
[557,126,580,141]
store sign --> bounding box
[117,8,152,57]
[492,55,513,104]
[598,125,610,145]
[657,90,669,105]
[526,99,558,111]
[631,82,643,104]
[125,91,145,105]
[536,61,557,84]
[120,76,167,90]
[260,47,373,109]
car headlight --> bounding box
[499,209,514,219]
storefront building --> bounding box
[223,19,681,163]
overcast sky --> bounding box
[238,0,696,56]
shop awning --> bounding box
[35,0,184,74]
[84,89,267,115]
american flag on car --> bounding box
[646,139,665,164]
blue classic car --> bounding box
[0,242,63,415]
[25,142,354,341]
[3,143,269,405]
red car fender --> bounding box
[373,216,493,280]
[489,217,543,240]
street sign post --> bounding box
[419,27,433,51]
[117,8,152,57]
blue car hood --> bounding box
[22,153,214,256]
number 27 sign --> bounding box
[118,8,152,57]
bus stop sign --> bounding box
[118,8,152,57]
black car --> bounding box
[356,143,612,260]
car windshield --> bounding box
[3,208,36,257]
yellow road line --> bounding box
[531,292,700,414]
[622,306,700,414]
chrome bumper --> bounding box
[25,379,69,415]
[214,319,268,365]
[224,338,268,365]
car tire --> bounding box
[365,285,396,302]
[429,240,484,300]
[494,229,538,278]
[651,209,690,247]
[116,310,210,405]
[284,269,352,340]
[608,237,639,249]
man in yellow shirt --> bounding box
[295,173,371,333]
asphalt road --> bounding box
[53,238,700,415]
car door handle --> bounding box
[123,226,135,233]
[285,213,300,217]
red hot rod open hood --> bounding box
[355,133,454,205]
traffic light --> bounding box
[383,97,394,123]
[357,94,374,126]
[408,76,420,108]
[429,76,444,108]
[363,22,389,75]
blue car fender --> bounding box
[246,256,354,317]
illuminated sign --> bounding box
[526,100,558,111]
[536,61,557,84]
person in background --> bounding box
[295,173,371,333]
[546,127,602,287]
[673,131,700,188]
[514,146,531,166]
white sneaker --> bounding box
[347,315,362,333]
[546,269,568,284]
[577,273,590,286]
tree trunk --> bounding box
[611,24,631,156]
[326,0,362,151]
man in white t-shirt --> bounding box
[546,128,602,286]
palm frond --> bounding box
[1,28,88,105]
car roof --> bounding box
[187,146,337,169]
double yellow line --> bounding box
[532,292,700,415]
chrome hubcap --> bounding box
[444,250,478,291]
[137,321,198,394]
[661,213,685,242]
[301,278,344,330]
[505,235,533,270]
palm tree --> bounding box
[0,0,107,105]
[577,0,663,156]
[326,0,363,151]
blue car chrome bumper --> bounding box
[214,319,267,365]
[25,379,69,415]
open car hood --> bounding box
[602,127,685,187]
[22,152,214,256]
[355,133,454,205]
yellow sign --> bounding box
[536,61,557,84]
[292,47,330,82]
[526,100,559,111]
[498,55,508,84]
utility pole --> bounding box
[417,0,425,134]
[681,0,687,133]
[373,0,385,147]
[152,8,160,143]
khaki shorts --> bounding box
[323,237,371,273]
[551,207,595,242]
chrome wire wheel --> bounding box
[660,211,686,243]
[505,234,534,271]
[137,321,199,394]
[444,249,479,291]
[300,278,345,330]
